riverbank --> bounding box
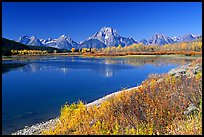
[2,51,202,61]
[82,51,202,57]
[2,54,201,62]
[11,86,141,135]
[11,58,202,135]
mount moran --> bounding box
[17,27,201,50]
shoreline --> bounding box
[2,54,201,61]
[11,86,141,135]
[3,53,202,57]
[10,57,202,135]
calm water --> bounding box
[2,56,196,134]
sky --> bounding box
[2,2,202,42]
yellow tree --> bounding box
[82,48,87,53]
[116,45,122,52]
[91,48,96,53]
[71,48,76,52]
[110,46,116,53]
[105,47,111,53]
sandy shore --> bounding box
[11,86,140,135]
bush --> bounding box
[43,59,202,135]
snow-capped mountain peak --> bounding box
[18,36,31,45]
[59,34,68,38]
[178,34,196,42]
[30,36,36,39]
[16,28,201,49]
[149,33,175,46]
[87,27,136,47]
[18,35,43,46]
[100,27,118,36]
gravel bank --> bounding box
[12,86,140,135]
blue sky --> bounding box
[2,2,202,42]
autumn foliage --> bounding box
[11,49,48,55]
[82,39,202,56]
[99,40,202,53]
[43,59,202,135]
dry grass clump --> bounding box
[43,59,202,135]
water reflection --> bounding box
[2,56,199,135]
[2,63,26,74]
[2,56,196,76]
[7,61,132,78]
[92,67,115,78]
[103,56,195,66]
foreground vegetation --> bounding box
[43,58,202,135]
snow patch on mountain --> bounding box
[149,33,175,46]
[88,27,137,47]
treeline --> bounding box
[2,38,70,56]
[11,49,48,55]
[97,39,202,54]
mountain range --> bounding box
[16,27,201,50]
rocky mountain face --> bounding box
[18,35,79,50]
[18,36,44,46]
[179,34,196,42]
[148,33,175,46]
[79,39,107,49]
[172,34,199,43]
[42,35,79,49]
[139,39,149,45]
[87,27,137,47]
[16,27,201,50]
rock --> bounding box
[157,78,163,83]
[168,68,177,75]
[192,65,201,75]
[184,103,198,115]
[89,120,96,126]
[168,68,186,77]
[11,118,59,135]
[168,62,202,78]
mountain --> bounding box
[172,34,200,43]
[149,33,175,46]
[2,38,60,56]
[88,27,137,47]
[172,37,181,42]
[18,36,44,46]
[80,39,107,49]
[18,35,79,50]
[42,35,79,49]
[16,27,201,49]
[18,36,30,45]
[179,34,196,42]
[192,34,201,39]
[139,39,149,45]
